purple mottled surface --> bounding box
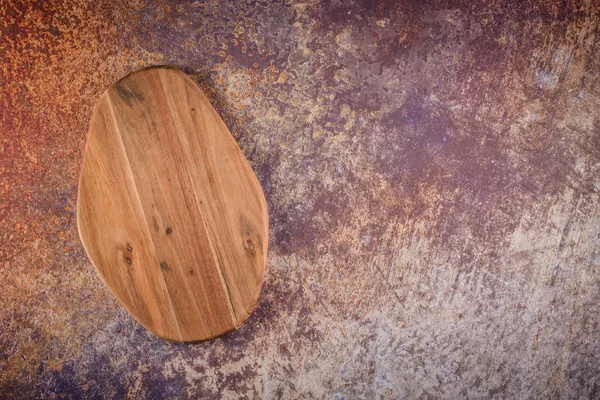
[2,0,600,398]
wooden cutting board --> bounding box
[77,67,268,342]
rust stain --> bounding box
[2,0,600,398]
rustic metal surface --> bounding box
[2,0,600,398]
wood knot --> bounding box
[160,261,169,271]
[246,239,255,252]
[165,227,173,235]
[127,245,132,252]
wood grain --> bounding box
[76,67,268,342]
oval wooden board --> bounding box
[77,67,268,342]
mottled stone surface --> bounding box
[2,0,600,398]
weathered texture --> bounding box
[1,0,600,398]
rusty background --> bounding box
[2,0,600,398]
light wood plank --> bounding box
[77,67,268,342]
